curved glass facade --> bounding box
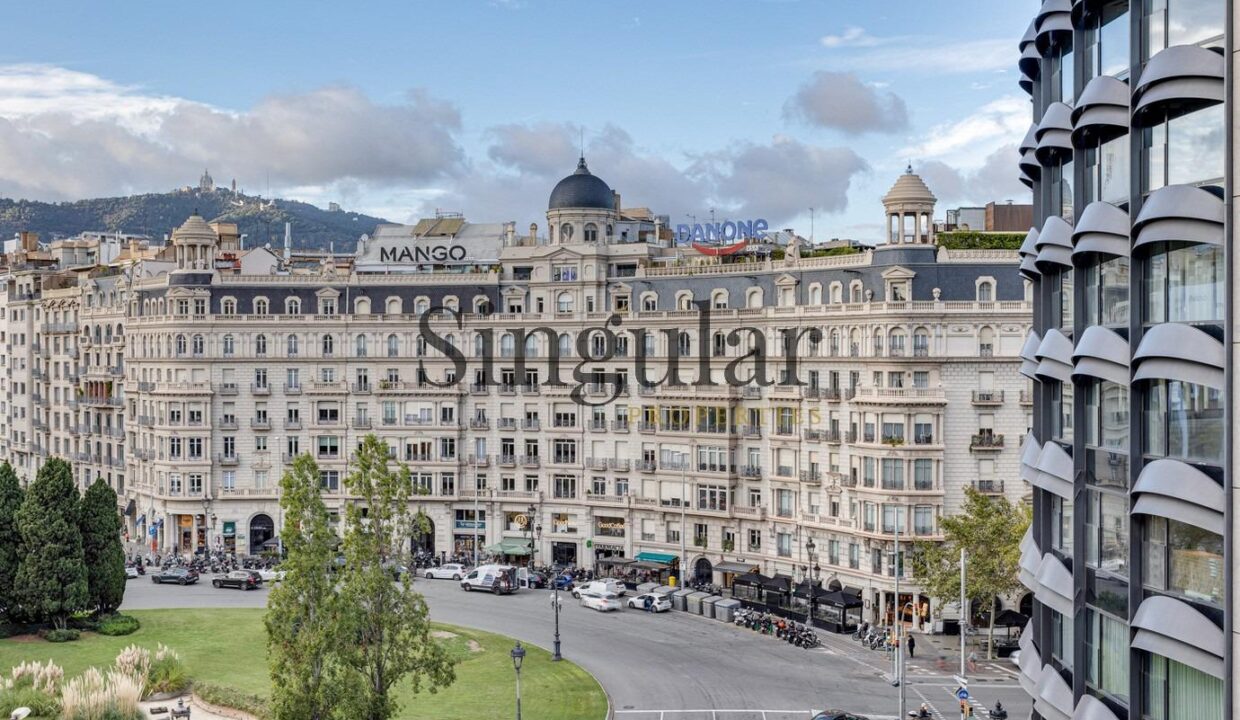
[1020,0,1229,717]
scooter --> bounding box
[989,702,1008,719]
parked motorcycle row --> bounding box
[733,607,819,649]
[852,622,896,652]
[130,550,280,576]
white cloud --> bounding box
[820,26,882,48]
[898,95,1028,168]
[916,144,1030,207]
[0,64,464,202]
[784,71,908,135]
[818,37,1017,75]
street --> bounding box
[121,578,1032,720]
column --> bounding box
[898,213,906,244]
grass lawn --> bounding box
[0,609,607,720]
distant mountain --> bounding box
[0,188,390,252]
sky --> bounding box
[0,0,1033,244]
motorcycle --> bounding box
[989,702,1008,719]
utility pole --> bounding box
[679,447,688,587]
[892,520,902,712]
[472,452,480,567]
[960,548,968,681]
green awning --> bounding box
[634,552,678,565]
[486,538,532,556]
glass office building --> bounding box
[1017,1,1229,719]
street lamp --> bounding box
[805,537,817,624]
[551,580,563,662]
[525,505,536,571]
[510,641,526,720]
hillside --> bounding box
[0,188,390,251]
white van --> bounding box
[571,578,628,599]
[460,564,518,594]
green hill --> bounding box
[0,188,389,252]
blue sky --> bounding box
[0,0,1032,243]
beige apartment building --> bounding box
[0,163,1031,628]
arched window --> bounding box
[443,295,459,312]
[524,334,539,357]
[285,297,301,315]
[222,335,234,356]
[888,329,906,357]
[557,292,574,313]
[558,333,572,357]
[287,335,299,357]
[808,284,823,305]
[560,223,574,243]
[474,297,492,315]
[355,297,371,315]
[712,331,727,357]
[641,293,657,312]
[849,281,863,303]
[872,329,884,356]
[191,335,204,355]
[355,335,367,357]
[415,298,428,315]
[677,292,693,311]
[979,327,995,357]
[849,329,860,356]
[643,331,657,356]
[830,330,841,356]
[175,334,186,356]
[677,331,692,355]
[254,298,268,315]
[387,334,399,357]
[914,328,930,357]
[386,297,402,315]
[500,333,515,358]
[746,288,763,308]
[977,281,995,302]
[322,334,334,356]
[473,334,485,357]
[712,290,728,309]
[832,282,843,303]
[416,336,427,357]
[256,334,268,356]
[584,223,598,243]
[221,298,236,315]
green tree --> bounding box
[0,462,24,620]
[337,435,455,720]
[266,454,351,720]
[909,487,1030,658]
[79,479,127,614]
[14,458,88,628]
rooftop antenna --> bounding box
[580,127,585,160]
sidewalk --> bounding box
[898,631,1016,680]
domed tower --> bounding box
[546,157,618,245]
[170,212,219,270]
[882,164,937,245]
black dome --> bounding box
[548,158,614,210]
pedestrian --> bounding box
[968,650,978,672]
[644,595,654,613]
[907,634,916,657]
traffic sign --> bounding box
[956,687,970,701]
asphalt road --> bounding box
[121,576,1032,720]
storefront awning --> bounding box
[634,552,678,565]
[597,556,634,565]
[487,538,532,556]
[715,561,760,574]
[124,499,136,516]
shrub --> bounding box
[195,681,271,719]
[98,614,140,636]
[8,659,64,695]
[146,644,189,695]
[45,627,81,642]
[60,667,144,720]
[936,231,1025,249]
[112,645,151,682]
[0,684,60,718]
[0,659,63,717]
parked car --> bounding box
[572,578,627,599]
[811,712,870,720]
[124,565,140,580]
[579,590,622,612]
[460,564,518,594]
[626,592,672,612]
[151,568,199,585]
[241,569,264,586]
[525,571,548,589]
[257,567,286,583]
[553,574,575,591]
[424,563,467,581]
[213,571,259,590]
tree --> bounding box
[909,487,1030,659]
[14,458,88,628]
[79,479,127,615]
[336,435,455,720]
[0,462,24,620]
[266,453,351,720]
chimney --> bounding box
[19,231,38,253]
[528,223,537,246]
[504,221,515,246]
[653,217,661,246]
[613,191,621,212]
